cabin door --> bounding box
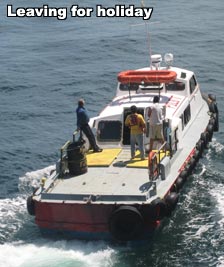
[122,107,144,145]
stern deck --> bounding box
[38,100,210,205]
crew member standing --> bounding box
[148,96,164,151]
[125,105,146,160]
[76,99,102,153]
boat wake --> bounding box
[18,165,56,195]
[0,165,118,267]
[0,239,115,267]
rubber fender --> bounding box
[196,140,204,156]
[175,177,185,191]
[184,163,193,176]
[206,124,213,142]
[213,112,219,132]
[150,198,167,220]
[189,157,197,170]
[165,192,179,216]
[109,206,144,241]
[193,149,201,162]
[27,196,35,216]
[200,132,208,149]
[179,170,188,181]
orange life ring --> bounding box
[117,70,177,84]
[148,151,158,177]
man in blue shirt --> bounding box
[76,99,102,152]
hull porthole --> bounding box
[109,206,144,241]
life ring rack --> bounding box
[117,70,177,84]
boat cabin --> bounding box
[87,55,203,159]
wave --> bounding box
[0,240,115,267]
[1,165,116,267]
[18,165,55,195]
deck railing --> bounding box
[149,141,169,181]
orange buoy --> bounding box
[117,70,177,84]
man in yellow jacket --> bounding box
[125,105,146,160]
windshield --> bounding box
[120,82,163,91]
[165,81,185,91]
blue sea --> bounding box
[0,0,224,266]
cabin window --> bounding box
[183,104,191,126]
[119,83,139,91]
[189,75,197,94]
[180,114,184,130]
[139,83,163,91]
[97,121,122,142]
[165,81,185,91]
[119,83,163,91]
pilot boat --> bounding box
[27,53,219,242]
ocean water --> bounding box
[0,0,224,266]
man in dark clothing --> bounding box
[76,99,102,153]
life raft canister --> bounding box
[109,206,144,241]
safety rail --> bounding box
[73,130,80,142]
[149,141,169,181]
[59,140,71,176]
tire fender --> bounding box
[109,206,144,241]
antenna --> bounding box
[130,1,159,67]
[141,0,152,67]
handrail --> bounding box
[149,141,168,180]
[59,140,71,176]
[60,140,71,153]
[73,130,80,142]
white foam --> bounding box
[218,256,224,267]
[18,165,55,194]
[211,185,224,228]
[212,139,224,154]
[0,240,115,267]
[1,165,116,267]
